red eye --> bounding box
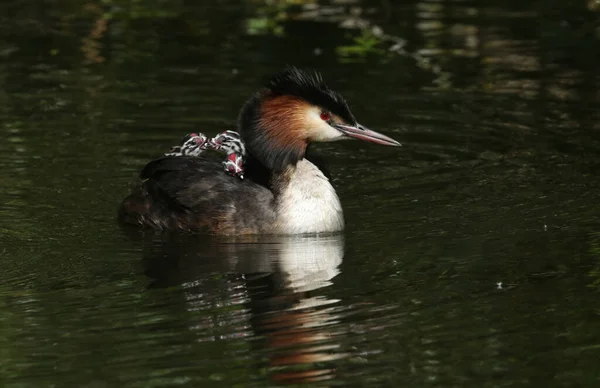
[320,112,331,121]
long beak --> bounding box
[333,123,401,147]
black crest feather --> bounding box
[266,67,356,124]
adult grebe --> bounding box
[119,68,400,235]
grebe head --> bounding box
[239,67,400,171]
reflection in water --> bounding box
[141,233,345,384]
[81,3,107,64]
[1,0,600,386]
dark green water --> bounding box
[1,0,600,386]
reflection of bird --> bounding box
[140,233,346,385]
[119,67,400,235]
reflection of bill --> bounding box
[141,234,346,384]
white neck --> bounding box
[274,160,344,234]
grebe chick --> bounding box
[165,131,246,179]
[119,68,400,235]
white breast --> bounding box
[275,160,344,234]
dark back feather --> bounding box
[120,157,276,233]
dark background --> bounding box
[1,1,599,386]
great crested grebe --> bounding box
[119,68,400,235]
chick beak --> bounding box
[333,123,401,146]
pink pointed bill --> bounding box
[334,123,401,146]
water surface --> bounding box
[1,0,600,386]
